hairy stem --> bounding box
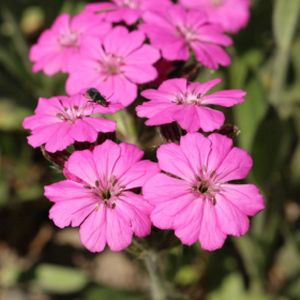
[143,250,168,300]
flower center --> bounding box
[100,54,124,76]
[198,182,209,194]
[91,177,125,209]
[121,0,139,9]
[176,25,198,43]
[174,91,202,105]
[193,174,219,205]
[101,189,112,200]
[211,0,224,7]
[56,99,94,123]
[59,31,78,48]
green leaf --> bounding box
[0,100,31,130]
[85,287,148,300]
[0,265,22,287]
[273,0,300,50]
[233,236,264,288]
[175,265,199,285]
[234,78,268,150]
[250,107,282,186]
[35,264,88,294]
[251,108,296,187]
[207,273,269,300]
[229,56,248,89]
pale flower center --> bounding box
[211,0,224,7]
[56,100,93,123]
[174,91,203,105]
[115,0,139,9]
[100,54,124,76]
[58,31,79,48]
[176,25,198,43]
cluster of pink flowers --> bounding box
[24,0,264,253]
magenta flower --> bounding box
[140,5,232,69]
[84,0,172,25]
[30,13,111,75]
[136,78,245,132]
[23,94,118,153]
[66,26,160,106]
[143,133,264,251]
[180,0,251,33]
[44,140,159,252]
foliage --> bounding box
[0,0,299,299]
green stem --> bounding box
[270,48,289,109]
[118,110,139,145]
[143,250,168,300]
[1,7,31,72]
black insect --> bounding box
[85,87,109,107]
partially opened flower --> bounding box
[30,13,111,75]
[23,94,117,153]
[136,78,245,132]
[140,5,232,69]
[45,140,159,252]
[180,0,251,33]
[66,26,160,106]
[143,133,264,251]
[84,0,172,25]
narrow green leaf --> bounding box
[273,0,300,50]
[234,78,268,150]
[35,264,88,294]
[250,107,295,187]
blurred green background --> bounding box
[0,0,300,299]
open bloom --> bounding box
[66,26,160,106]
[45,140,159,252]
[143,133,264,251]
[140,5,232,69]
[84,0,172,25]
[180,0,251,33]
[30,13,111,75]
[136,78,245,132]
[23,94,118,153]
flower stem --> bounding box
[143,250,168,300]
[115,110,140,145]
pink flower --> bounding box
[136,78,245,132]
[143,133,264,251]
[84,0,172,25]
[180,0,251,33]
[23,93,118,153]
[66,26,160,106]
[30,13,111,75]
[44,140,159,252]
[140,5,232,69]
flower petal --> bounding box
[220,184,265,216]
[157,143,196,182]
[106,208,133,251]
[198,201,227,251]
[67,149,99,186]
[80,206,107,252]
[215,194,249,236]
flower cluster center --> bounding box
[59,31,79,48]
